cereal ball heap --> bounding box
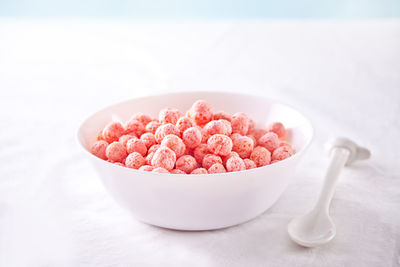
[90,100,295,174]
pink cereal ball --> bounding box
[219,119,232,135]
[202,154,223,170]
[145,121,162,134]
[151,146,177,171]
[279,141,291,147]
[139,165,155,172]
[146,151,155,165]
[193,143,209,164]
[248,119,255,133]
[131,113,152,126]
[267,122,287,138]
[230,133,242,143]
[106,141,127,163]
[213,111,232,122]
[250,146,271,167]
[152,167,170,173]
[126,138,147,156]
[103,122,125,143]
[171,169,186,174]
[140,132,156,149]
[90,140,108,160]
[159,107,182,124]
[231,112,249,136]
[208,163,226,174]
[232,135,254,158]
[148,144,161,154]
[125,152,146,169]
[125,119,145,136]
[207,134,233,156]
[176,155,198,174]
[226,156,246,172]
[160,134,186,158]
[271,146,295,161]
[190,168,208,175]
[258,132,280,152]
[202,120,227,141]
[222,151,239,165]
[154,123,180,143]
[270,160,280,164]
[189,100,213,125]
[252,129,269,141]
[97,130,105,141]
[244,159,257,169]
[119,134,136,147]
[182,127,202,149]
[247,134,257,146]
[176,117,194,133]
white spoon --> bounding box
[288,137,371,247]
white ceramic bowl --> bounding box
[77,91,313,230]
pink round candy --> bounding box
[119,134,136,147]
[248,119,255,133]
[247,134,257,146]
[231,112,249,135]
[154,123,180,143]
[279,141,290,147]
[160,134,186,158]
[271,145,295,161]
[152,167,170,173]
[226,156,246,172]
[146,151,155,165]
[202,154,223,170]
[208,163,226,173]
[126,138,147,156]
[258,132,280,152]
[176,155,198,174]
[148,144,161,154]
[190,168,208,175]
[250,146,271,167]
[176,117,194,133]
[125,152,146,169]
[139,165,154,172]
[193,143,209,164]
[90,140,108,160]
[106,141,127,163]
[232,135,254,158]
[145,121,162,134]
[267,122,286,138]
[140,133,156,149]
[251,128,268,141]
[230,133,242,143]
[171,169,186,174]
[213,111,232,122]
[207,134,233,156]
[131,113,152,126]
[159,107,182,124]
[151,146,177,171]
[219,119,232,135]
[188,100,212,125]
[244,159,257,169]
[222,151,239,166]
[182,127,202,149]
[103,122,125,143]
[202,120,227,141]
[125,119,145,136]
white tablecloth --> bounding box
[0,19,399,267]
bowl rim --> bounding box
[77,90,314,177]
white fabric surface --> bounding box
[0,19,399,267]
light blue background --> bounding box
[0,0,399,18]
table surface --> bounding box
[0,19,399,267]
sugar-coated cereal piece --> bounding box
[246,134,257,146]
[271,145,295,161]
[202,154,223,170]
[103,122,125,143]
[140,133,156,149]
[279,141,290,147]
[151,146,176,171]
[258,132,280,152]
[244,159,257,169]
[125,119,145,136]
[146,151,155,165]
[175,155,198,174]
[270,160,280,164]
[152,167,170,173]
[267,122,286,138]
[213,111,232,122]
[250,146,271,167]
[126,138,147,156]
[97,130,105,141]
[248,119,255,133]
[131,113,152,126]
[222,151,239,165]
[90,140,109,160]
[230,133,242,142]
[182,127,202,149]
[190,168,208,175]
[160,134,186,158]
[145,121,162,134]
[231,112,249,135]
[176,117,194,134]
[202,120,227,141]
[148,144,161,154]
[207,134,233,156]
[125,152,146,169]
[251,128,268,141]
[159,107,182,124]
[232,135,254,158]
[139,165,154,172]
[226,156,246,172]
[193,144,209,164]
[119,134,136,147]
[208,163,226,174]
[155,123,180,143]
[106,141,127,163]
[188,100,213,125]
[171,169,186,174]
[219,119,232,135]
